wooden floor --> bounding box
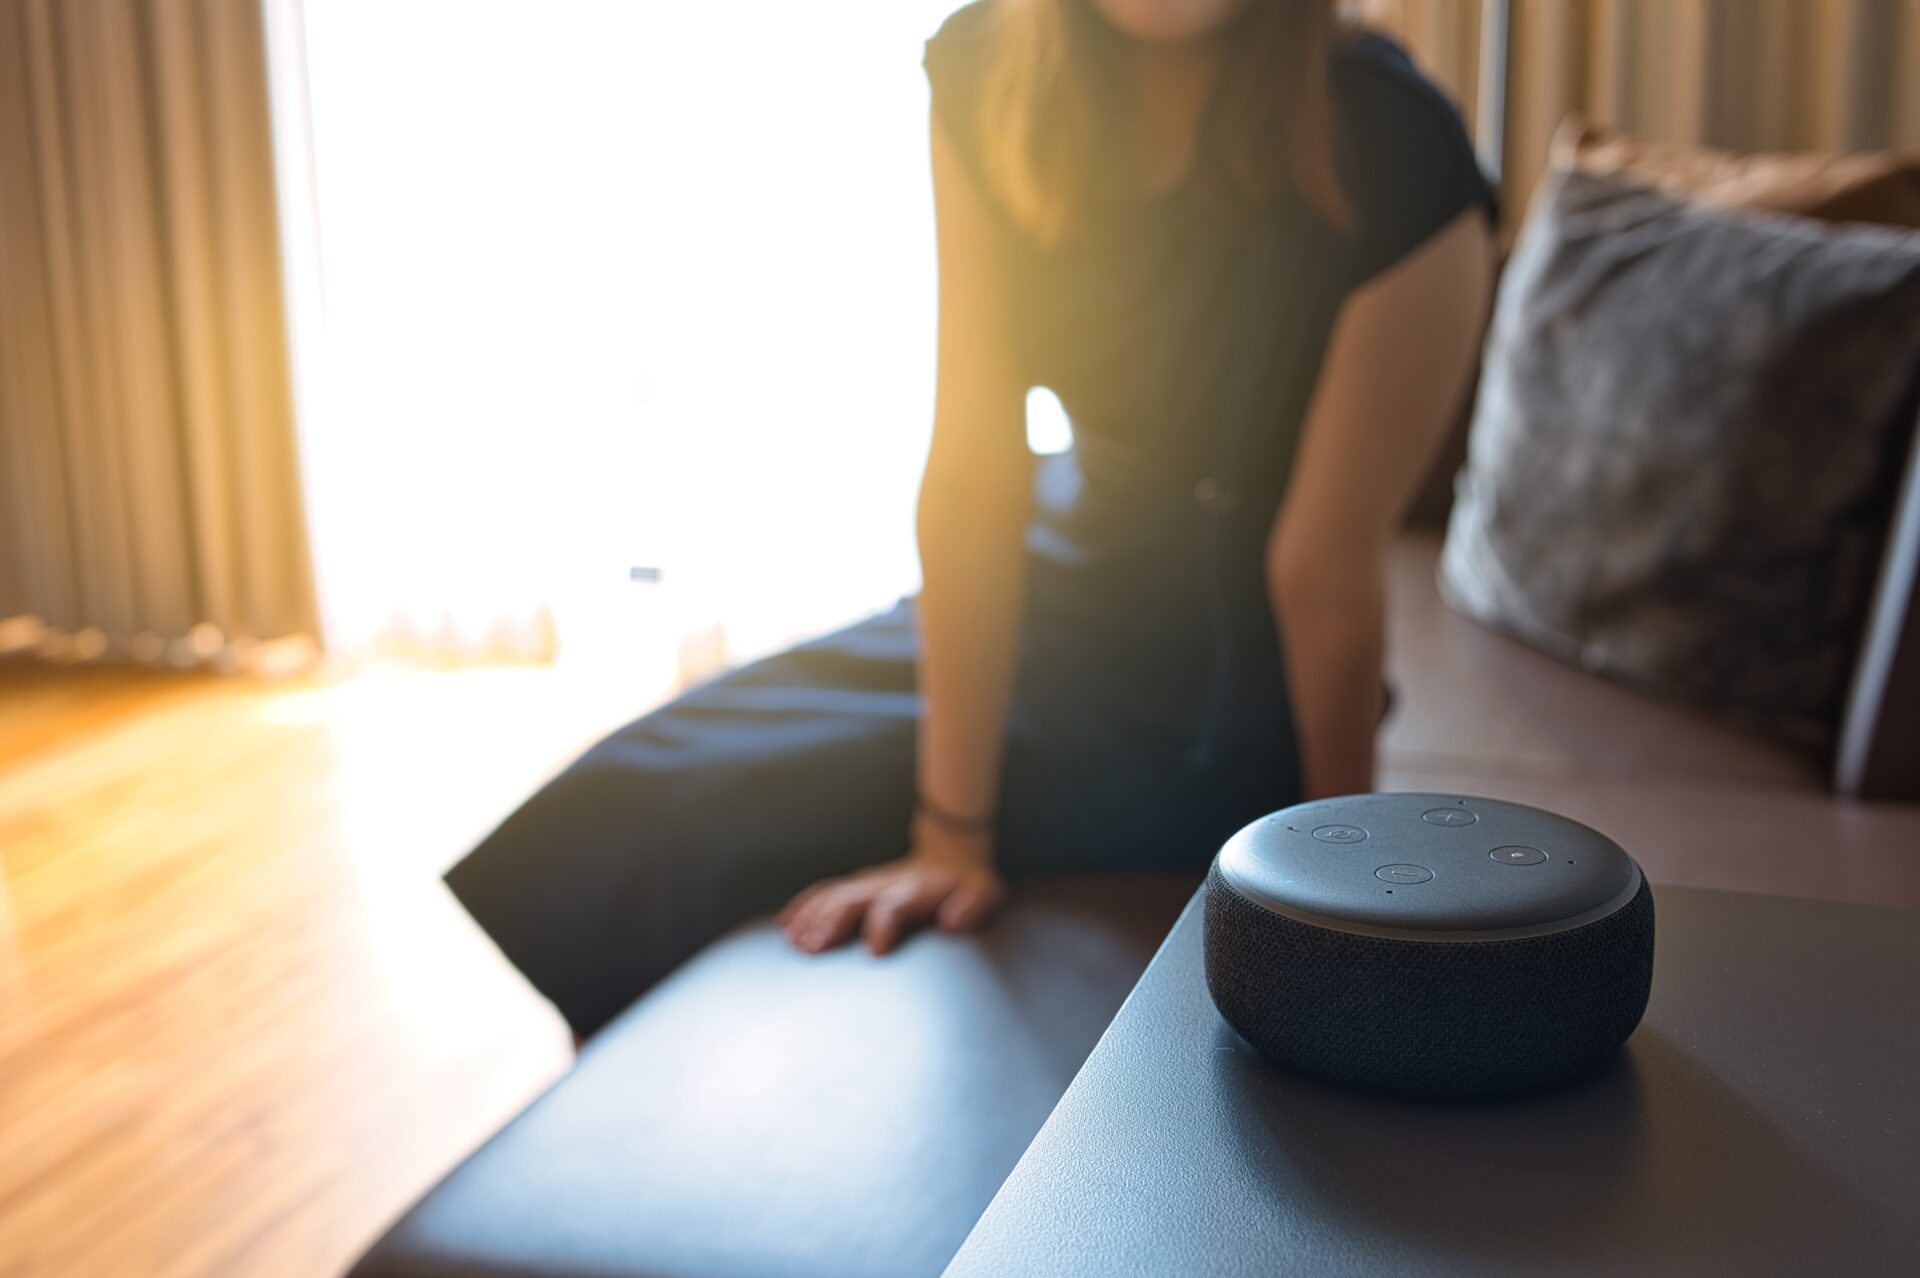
[0,657,645,1278]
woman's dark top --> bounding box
[441,7,1497,1039]
[922,2,1497,774]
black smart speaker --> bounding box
[1204,793,1654,1098]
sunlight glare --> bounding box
[297,2,974,672]
[1026,386,1073,455]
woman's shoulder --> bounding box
[923,1,995,100]
[1328,30,1499,283]
[926,0,994,55]
[1330,31,1473,139]
[923,3,998,172]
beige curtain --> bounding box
[1361,0,1920,235]
[0,0,316,668]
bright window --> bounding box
[294,1,971,677]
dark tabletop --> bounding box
[943,886,1920,1277]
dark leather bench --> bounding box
[349,878,1193,1278]
[351,536,1920,1278]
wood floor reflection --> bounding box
[0,657,637,1278]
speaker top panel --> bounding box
[1216,793,1640,937]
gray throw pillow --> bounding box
[1440,168,1920,748]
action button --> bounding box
[1490,845,1547,866]
[1421,806,1478,827]
[1311,824,1368,845]
[1375,864,1434,885]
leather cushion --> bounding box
[350,877,1193,1278]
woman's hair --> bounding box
[974,0,1352,242]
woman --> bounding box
[448,0,1495,1041]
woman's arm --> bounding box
[1269,209,1494,799]
[911,111,1034,860]
[781,112,1032,956]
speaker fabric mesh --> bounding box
[1205,862,1655,1097]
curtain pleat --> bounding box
[0,5,77,633]
[0,0,316,664]
[1362,0,1920,232]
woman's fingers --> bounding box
[795,885,871,953]
[937,878,1004,933]
[864,879,944,956]
[780,884,837,943]
[861,884,912,956]
[784,863,1005,955]
[777,880,831,928]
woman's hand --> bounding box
[778,822,1006,956]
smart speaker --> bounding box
[1204,793,1654,1098]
